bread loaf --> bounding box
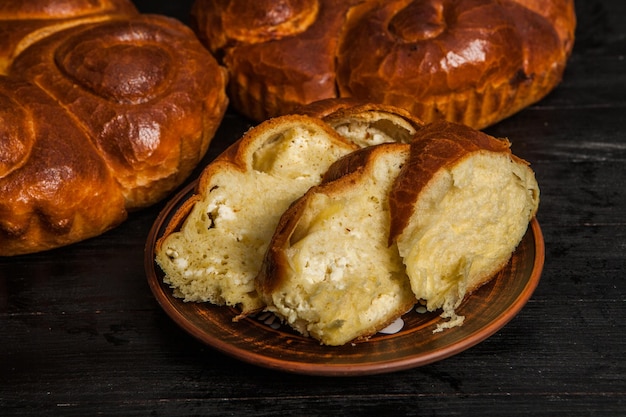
[0,0,228,255]
[155,103,422,316]
[191,0,575,129]
[257,121,539,345]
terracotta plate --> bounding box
[145,181,545,376]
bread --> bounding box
[296,99,424,147]
[191,0,575,129]
[0,0,138,73]
[155,115,359,314]
[389,121,540,331]
[154,102,422,316]
[257,143,417,346]
[0,0,228,256]
[257,121,539,345]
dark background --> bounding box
[2,0,625,415]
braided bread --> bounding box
[191,0,575,129]
[0,0,228,256]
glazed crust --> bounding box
[0,0,228,256]
[192,0,575,128]
[192,0,361,121]
[0,78,128,256]
[388,121,525,242]
[0,0,138,72]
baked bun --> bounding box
[0,0,228,255]
[155,103,422,316]
[257,121,539,345]
[191,0,575,129]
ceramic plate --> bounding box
[145,181,545,376]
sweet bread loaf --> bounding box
[191,0,575,129]
[155,103,422,316]
[257,121,539,345]
[0,0,228,255]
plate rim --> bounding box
[145,181,545,376]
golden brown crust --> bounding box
[293,97,374,119]
[192,0,361,121]
[191,0,320,52]
[0,78,128,255]
[510,0,576,52]
[0,0,138,73]
[0,1,228,255]
[193,0,575,129]
[11,14,229,208]
[336,0,574,128]
[388,121,518,242]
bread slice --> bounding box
[257,143,416,346]
[296,99,423,147]
[155,102,423,316]
[389,122,540,331]
[257,121,539,344]
[155,115,359,314]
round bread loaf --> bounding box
[0,0,228,256]
[191,0,575,129]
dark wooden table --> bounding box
[2,1,625,415]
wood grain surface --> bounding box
[2,0,625,415]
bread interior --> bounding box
[157,124,355,313]
[396,151,539,331]
[328,112,418,147]
[271,147,416,345]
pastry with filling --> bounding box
[257,121,539,344]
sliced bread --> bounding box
[257,143,416,346]
[155,115,359,314]
[257,121,539,344]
